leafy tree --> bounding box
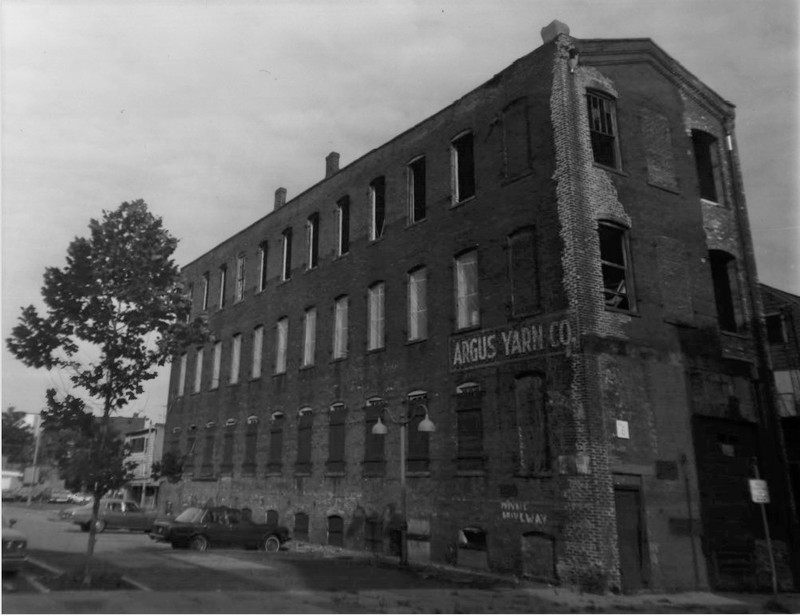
[6,200,207,585]
[1,407,34,465]
[150,450,185,484]
[41,389,136,494]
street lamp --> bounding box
[372,403,436,566]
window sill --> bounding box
[265,469,283,477]
[325,471,346,478]
[293,471,312,478]
[406,471,431,478]
[208,386,220,392]
[454,324,481,334]
[366,347,386,355]
[449,195,476,209]
[272,372,287,379]
[405,217,428,229]
[368,236,387,246]
[330,356,348,364]
[720,329,751,340]
[299,364,316,372]
[405,338,427,346]
[249,376,262,382]
[501,169,534,186]
[334,252,350,261]
[604,307,640,317]
[647,181,681,195]
[700,197,727,208]
[592,162,628,177]
[304,266,319,274]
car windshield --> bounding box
[175,507,205,523]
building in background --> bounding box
[159,21,795,592]
[123,423,165,509]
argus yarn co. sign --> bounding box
[450,314,575,371]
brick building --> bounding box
[159,21,795,592]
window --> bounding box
[514,373,550,474]
[267,412,284,473]
[296,408,313,473]
[370,177,386,240]
[368,282,385,350]
[281,228,293,281]
[586,91,620,168]
[766,313,786,344]
[598,222,634,311]
[337,196,350,256]
[407,394,431,472]
[211,341,222,389]
[455,250,479,329]
[201,430,216,476]
[363,398,386,476]
[456,382,484,472]
[709,250,744,333]
[218,265,227,308]
[509,228,539,315]
[306,213,319,269]
[503,99,531,178]
[294,512,310,541]
[333,296,348,359]
[266,509,279,525]
[407,157,426,223]
[258,242,268,292]
[177,353,187,397]
[221,427,234,473]
[451,132,476,203]
[251,326,264,379]
[407,267,427,341]
[193,347,204,393]
[692,130,723,203]
[275,317,288,373]
[327,515,344,547]
[201,272,210,311]
[129,437,146,453]
[302,307,317,367]
[242,419,258,475]
[229,333,242,384]
[235,255,246,302]
[327,404,346,472]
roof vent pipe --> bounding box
[274,187,287,210]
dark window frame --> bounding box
[451,132,476,203]
[407,156,427,223]
[598,221,635,312]
[586,90,620,169]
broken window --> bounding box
[691,130,723,203]
[370,177,386,240]
[408,156,427,223]
[586,91,620,168]
[451,132,476,203]
[709,250,743,333]
[598,222,634,311]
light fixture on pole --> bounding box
[371,402,435,566]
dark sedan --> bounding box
[150,506,291,552]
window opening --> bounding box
[691,130,723,203]
[586,91,619,168]
[294,512,309,541]
[407,394,430,473]
[598,222,634,311]
[211,341,222,389]
[408,157,427,223]
[327,515,344,547]
[201,272,210,311]
[306,214,319,269]
[218,265,227,308]
[370,177,386,240]
[282,228,293,281]
[333,296,349,359]
[258,242,268,292]
[408,267,428,341]
[368,282,385,350]
[235,255,246,302]
[230,333,242,384]
[327,404,346,472]
[251,326,264,379]
[514,373,550,474]
[194,347,203,393]
[296,408,313,473]
[302,307,316,367]
[177,353,187,397]
[455,250,479,329]
[275,317,288,374]
[451,132,475,203]
[709,250,743,333]
[267,412,284,473]
[337,196,350,256]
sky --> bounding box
[2,0,798,424]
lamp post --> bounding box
[372,403,436,566]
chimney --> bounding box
[326,151,340,178]
[540,20,570,44]
[274,187,287,210]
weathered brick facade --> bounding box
[159,23,795,592]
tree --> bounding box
[1,407,34,465]
[6,200,206,585]
[41,389,136,495]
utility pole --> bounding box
[26,415,42,508]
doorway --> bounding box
[614,486,649,592]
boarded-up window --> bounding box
[327,404,346,473]
[296,409,313,473]
[294,512,309,541]
[407,396,430,473]
[267,414,284,473]
[220,429,234,474]
[242,423,258,475]
[656,236,693,323]
[503,99,531,179]
[184,435,196,474]
[363,400,386,476]
[509,228,539,316]
[641,110,677,191]
[328,515,344,546]
[201,432,216,476]
[366,517,382,552]
[514,373,550,474]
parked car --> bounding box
[48,490,73,504]
[2,517,27,575]
[150,506,291,552]
[68,492,92,504]
[70,499,157,533]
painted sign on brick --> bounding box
[450,315,574,371]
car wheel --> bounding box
[94,519,106,533]
[189,535,209,552]
[263,535,280,552]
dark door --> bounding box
[614,487,647,592]
[328,515,343,546]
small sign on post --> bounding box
[749,478,770,504]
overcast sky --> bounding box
[2,0,798,423]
